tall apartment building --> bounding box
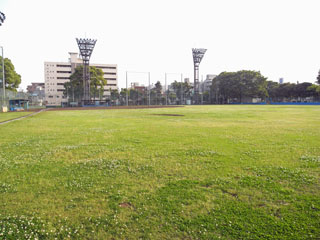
[44,52,117,106]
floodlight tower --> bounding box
[0,12,5,26]
[76,38,97,104]
[192,48,207,104]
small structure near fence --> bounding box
[0,90,32,112]
[9,99,29,111]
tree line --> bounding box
[105,70,320,105]
[210,70,320,104]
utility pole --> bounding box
[126,71,128,106]
[148,72,151,106]
[0,12,6,108]
[165,73,167,105]
[1,47,5,108]
[180,74,183,105]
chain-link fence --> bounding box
[0,89,45,111]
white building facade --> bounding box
[200,74,217,92]
[44,52,117,106]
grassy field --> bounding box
[0,111,31,122]
[0,106,319,239]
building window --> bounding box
[57,71,71,73]
[57,64,71,68]
[95,66,116,69]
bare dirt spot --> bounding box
[119,202,134,208]
[221,188,238,198]
[152,114,184,117]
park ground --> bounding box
[0,105,319,239]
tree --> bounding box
[211,70,268,103]
[293,82,312,99]
[317,70,320,85]
[171,81,193,103]
[0,57,21,91]
[119,88,128,105]
[307,84,320,101]
[110,89,119,101]
[64,65,106,101]
[89,66,106,100]
[152,81,164,105]
[266,81,279,102]
[154,81,162,94]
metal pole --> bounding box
[148,72,150,106]
[1,47,5,106]
[181,74,183,105]
[165,73,167,105]
[126,71,128,106]
[201,75,203,105]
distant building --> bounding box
[200,74,217,92]
[279,78,284,84]
[27,82,45,94]
[44,52,117,106]
[27,82,45,106]
[131,82,140,88]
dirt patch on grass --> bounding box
[119,202,134,209]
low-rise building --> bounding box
[27,82,45,106]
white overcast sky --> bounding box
[0,0,320,90]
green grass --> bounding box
[0,111,31,122]
[0,106,319,239]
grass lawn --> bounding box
[0,106,319,239]
[0,111,31,122]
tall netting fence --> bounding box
[123,71,150,106]
[111,72,193,106]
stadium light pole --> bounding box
[192,48,207,104]
[0,11,5,26]
[76,38,97,105]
